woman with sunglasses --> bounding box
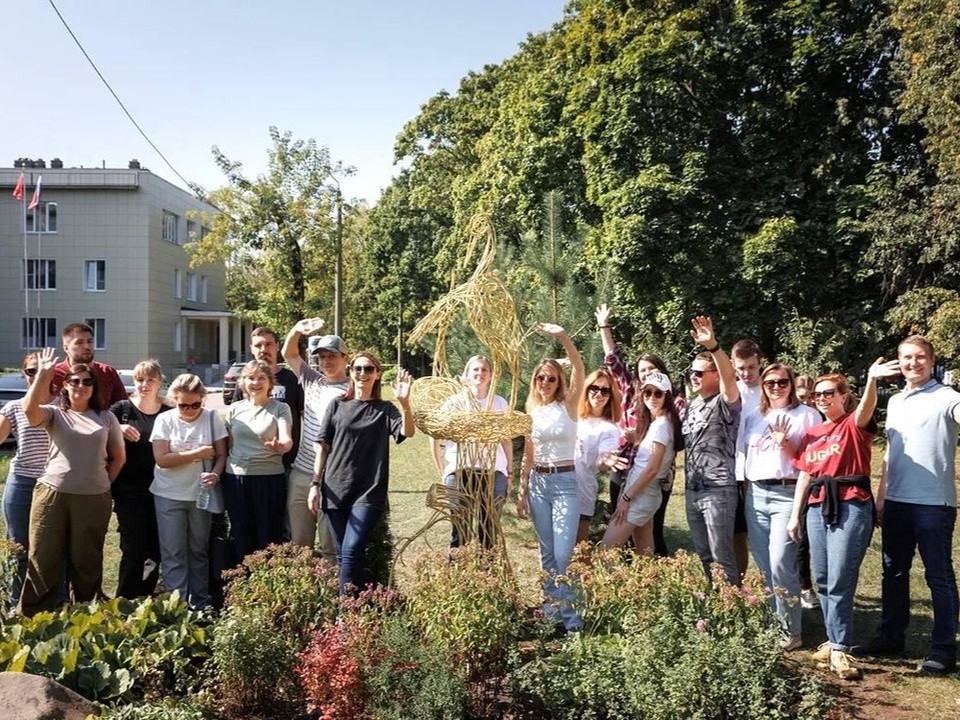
[109,359,173,599]
[737,363,820,651]
[0,353,53,610]
[595,303,684,555]
[19,347,125,616]
[517,323,585,633]
[150,374,228,609]
[787,359,899,679]
[601,372,681,553]
[574,369,623,543]
[223,360,294,562]
[308,353,414,595]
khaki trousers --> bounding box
[287,467,336,564]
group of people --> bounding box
[2,313,956,682]
[1,319,412,616]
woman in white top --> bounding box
[151,374,228,610]
[574,368,622,543]
[737,362,820,650]
[602,372,680,553]
[517,323,584,632]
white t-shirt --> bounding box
[531,401,577,465]
[438,392,510,477]
[575,416,620,488]
[150,408,228,502]
[737,403,821,482]
[735,380,763,481]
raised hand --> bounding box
[535,322,566,338]
[393,368,412,404]
[867,357,901,380]
[37,347,58,374]
[767,415,792,448]
[689,316,717,348]
[595,304,611,327]
[296,317,325,335]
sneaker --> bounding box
[780,633,803,652]
[800,589,819,609]
[850,637,904,658]
[917,658,957,676]
[811,641,832,664]
[830,650,862,680]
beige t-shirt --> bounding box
[39,405,123,494]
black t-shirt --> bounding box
[318,397,406,510]
[233,366,304,470]
[109,399,174,497]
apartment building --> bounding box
[0,160,249,373]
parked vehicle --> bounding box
[117,369,137,397]
[0,373,28,447]
[222,361,245,405]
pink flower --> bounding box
[696,619,707,632]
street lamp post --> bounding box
[334,183,343,337]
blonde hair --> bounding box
[526,359,568,411]
[168,373,207,397]
[240,359,276,395]
[133,359,164,383]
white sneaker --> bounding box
[811,641,832,664]
[780,633,803,652]
[800,589,819,609]
[830,650,862,680]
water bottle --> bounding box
[197,482,212,511]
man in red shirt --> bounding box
[51,322,127,409]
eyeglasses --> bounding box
[587,384,611,397]
[762,379,791,390]
[351,365,377,375]
[535,374,558,384]
[66,377,95,387]
[23,367,38,377]
[688,368,716,379]
[178,401,203,410]
[811,389,837,400]
[643,388,665,399]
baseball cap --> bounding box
[309,335,347,355]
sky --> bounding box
[2,0,568,204]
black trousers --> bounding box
[113,489,161,599]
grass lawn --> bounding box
[2,426,958,717]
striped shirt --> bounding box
[291,363,349,481]
[2,399,50,478]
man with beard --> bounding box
[51,322,127,408]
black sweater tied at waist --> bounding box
[807,474,873,526]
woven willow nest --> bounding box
[415,408,531,444]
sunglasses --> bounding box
[535,374,558,384]
[24,367,38,376]
[587,384,611,397]
[762,378,791,390]
[351,365,377,375]
[643,388,665,399]
[812,389,838,400]
[688,368,716,379]
[66,377,95,387]
[178,401,203,410]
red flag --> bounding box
[27,175,42,210]
[12,171,24,201]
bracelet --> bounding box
[310,481,321,488]
[598,325,611,329]
[705,342,720,353]
[622,494,633,503]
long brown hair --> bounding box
[578,368,622,422]
[633,380,681,448]
[345,351,383,401]
[758,363,801,415]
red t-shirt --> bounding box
[793,412,875,505]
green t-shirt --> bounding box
[225,398,293,476]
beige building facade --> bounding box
[0,163,249,374]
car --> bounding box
[117,369,137,397]
[222,361,246,405]
[0,373,28,447]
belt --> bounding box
[535,463,575,475]
[752,477,798,486]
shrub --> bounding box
[405,544,523,678]
[0,539,22,610]
[98,697,209,719]
[211,607,300,719]
[222,542,339,645]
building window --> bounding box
[84,260,106,291]
[22,317,57,349]
[25,202,57,233]
[186,219,197,242]
[174,321,182,352]
[23,259,56,290]
[186,272,197,301]
[162,210,179,244]
[200,276,208,304]
[174,269,182,299]
[84,318,107,350]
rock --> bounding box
[0,671,99,719]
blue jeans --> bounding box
[527,470,581,630]
[879,500,958,663]
[806,499,873,651]
[443,470,507,549]
[325,505,381,595]
[746,482,801,636]
[154,495,212,610]
[2,472,37,609]
[686,484,739,584]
